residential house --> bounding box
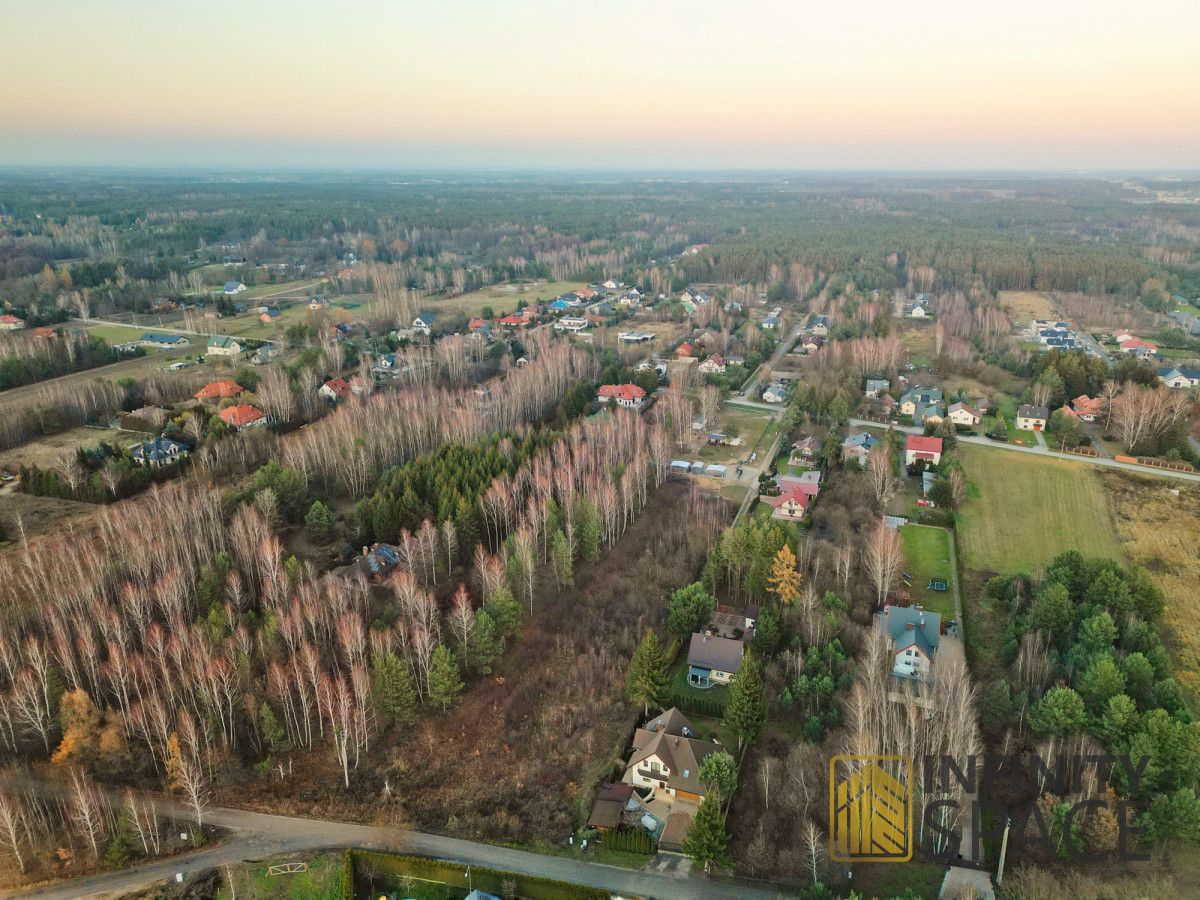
[764,484,811,521]
[307,296,328,310]
[334,543,403,583]
[1157,366,1200,389]
[412,311,438,336]
[495,313,530,329]
[139,332,190,349]
[947,402,981,427]
[789,436,823,466]
[259,309,282,324]
[31,326,56,338]
[603,279,621,290]
[904,434,943,466]
[319,377,352,401]
[129,436,188,469]
[572,288,598,301]
[709,604,758,640]
[586,782,638,832]
[547,298,572,313]
[1016,405,1049,431]
[553,316,589,333]
[0,314,25,330]
[686,633,744,688]
[619,288,644,305]
[914,403,945,427]
[698,354,726,374]
[597,383,647,410]
[618,331,656,344]
[905,301,929,319]
[1118,336,1158,355]
[194,380,244,402]
[883,604,941,679]
[724,354,745,367]
[809,315,829,337]
[206,335,243,357]
[800,335,824,354]
[218,404,267,429]
[761,306,783,330]
[622,708,721,851]
[1070,395,1103,421]
[252,343,281,365]
[898,388,944,417]
[674,341,694,359]
[223,280,247,295]
[864,378,890,398]
[841,432,879,464]
[761,382,788,404]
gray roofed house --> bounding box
[129,436,188,469]
[625,707,720,798]
[412,310,438,334]
[1016,405,1050,429]
[687,632,744,688]
[841,431,879,463]
[865,378,890,397]
[1158,366,1200,389]
[223,280,247,294]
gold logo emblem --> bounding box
[829,755,912,862]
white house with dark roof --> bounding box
[686,632,744,688]
[882,604,941,678]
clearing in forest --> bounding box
[998,290,1056,321]
[955,444,1122,574]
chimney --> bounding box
[362,546,369,557]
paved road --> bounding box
[16,801,789,900]
[847,419,1200,484]
[739,321,804,400]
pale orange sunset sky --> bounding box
[2,0,1197,168]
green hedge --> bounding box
[348,849,610,900]
[666,690,726,718]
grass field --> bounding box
[0,491,98,543]
[85,323,166,344]
[899,524,956,618]
[697,407,777,464]
[215,852,343,900]
[0,425,142,470]
[998,289,1056,321]
[1102,472,1200,702]
[429,280,586,318]
[955,444,1123,574]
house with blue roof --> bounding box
[129,436,188,469]
[841,431,880,464]
[335,543,402,583]
[882,604,941,678]
[139,332,190,349]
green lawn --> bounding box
[955,444,1123,574]
[429,280,587,318]
[85,323,167,344]
[899,525,956,618]
[216,852,343,899]
[668,656,729,703]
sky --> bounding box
[2,0,1198,170]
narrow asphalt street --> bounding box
[16,801,791,900]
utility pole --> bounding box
[996,816,1012,885]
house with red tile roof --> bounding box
[319,377,352,401]
[1118,336,1158,354]
[904,434,943,466]
[1071,395,1102,422]
[764,485,811,520]
[194,380,244,401]
[597,383,647,410]
[674,341,694,359]
[495,313,529,328]
[0,314,25,330]
[218,404,267,429]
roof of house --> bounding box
[598,383,647,402]
[495,313,528,325]
[1017,404,1050,420]
[702,354,725,367]
[130,436,187,461]
[948,401,981,418]
[628,729,720,797]
[1072,395,1103,415]
[1158,366,1200,381]
[223,280,244,291]
[0,314,23,324]
[884,604,941,656]
[322,377,351,399]
[195,380,244,400]
[765,485,813,511]
[218,404,266,427]
[687,632,744,673]
[905,434,944,455]
[843,432,879,450]
[414,310,438,324]
[632,708,697,749]
[792,436,823,455]
[140,332,186,344]
[207,335,241,349]
[659,804,699,851]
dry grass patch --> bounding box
[956,445,1123,574]
[998,290,1057,321]
[1101,471,1200,701]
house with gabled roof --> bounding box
[206,335,243,357]
[218,404,267,429]
[1016,405,1049,431]
[319,377,352,401]
[904,434,943,466]
[789,436,823,466]
[412,310,438,335]
[334,543,402,583]
[698,354,726,374]
[129,436,188,469]
[1070,395,1103,421]
[864,378,890,398]
[223,280,247,295]
[140,332,190,349]
[194,380,244,401]
[687,632,744,688]
[841,431,879,464]
[898,388,944,417]
[947,401,981,427]
[1158,366,1200,389]
[882,604,941,679]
